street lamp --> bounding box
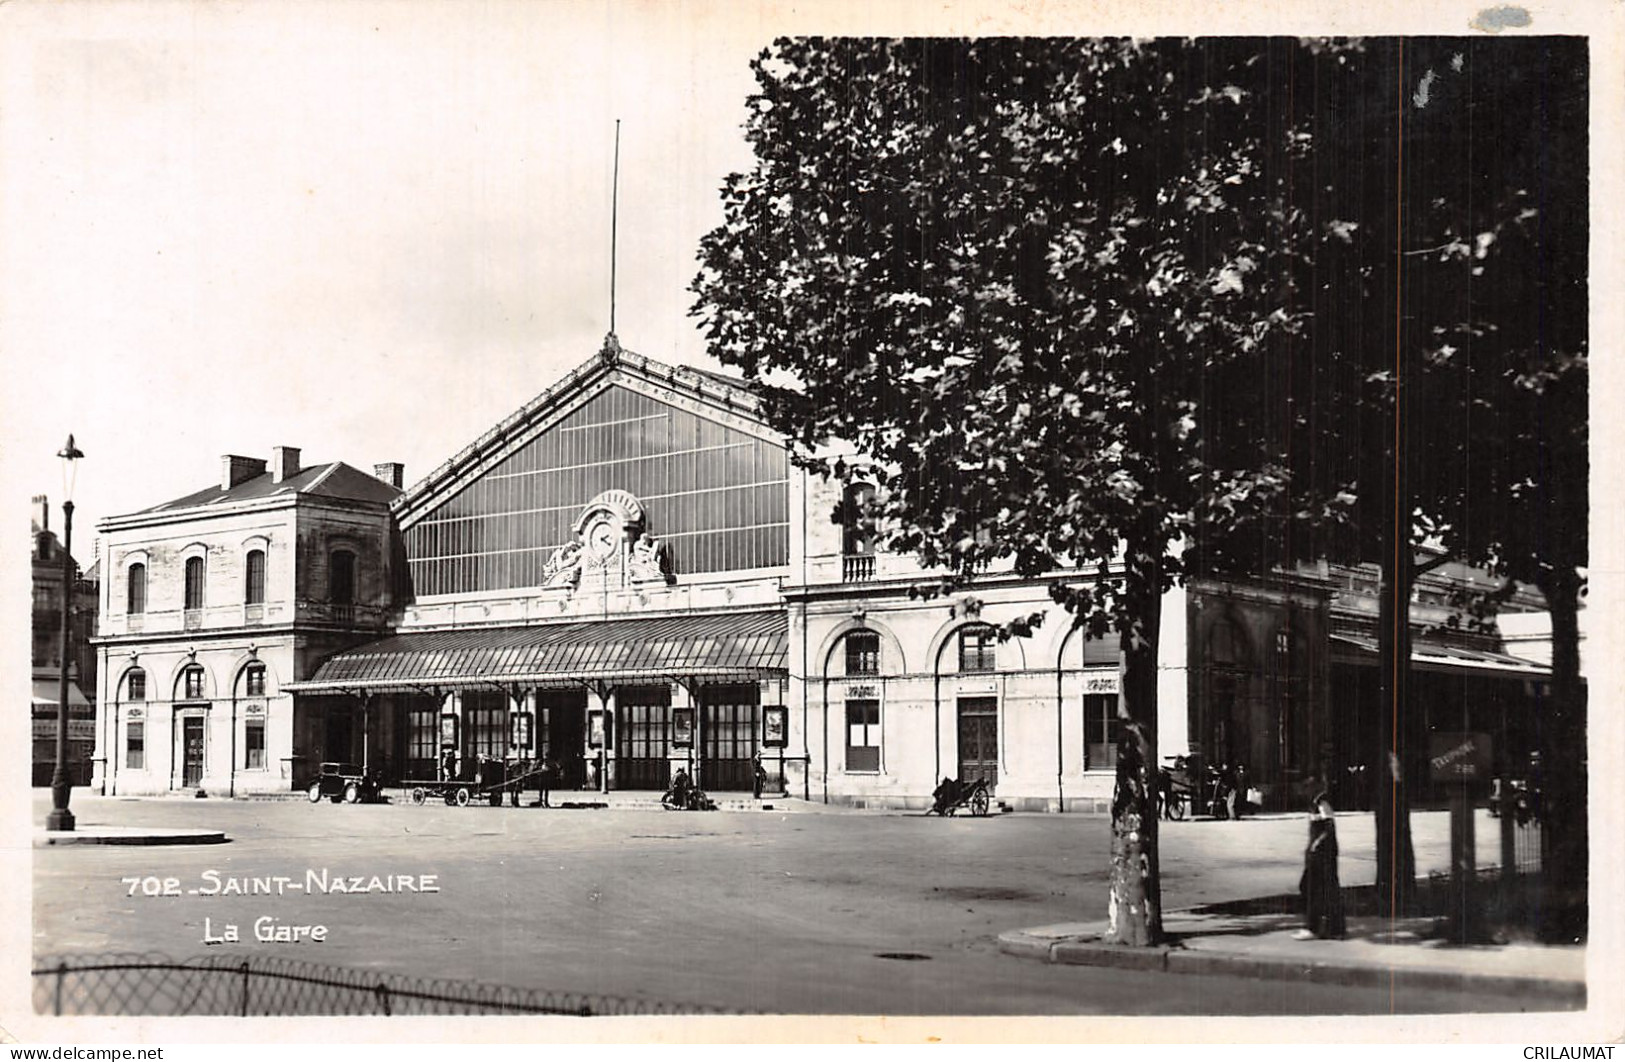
[46,434,84,832]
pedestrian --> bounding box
[538,758,555,808]
[752,750,767,799]
[1295,789,1347,939]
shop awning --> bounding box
[1330,633,1549,677]
[31,679,90,710]
[288,610,789,693]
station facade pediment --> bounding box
[395,355,791,601]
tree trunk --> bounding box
[1373,545,1419,917]
[1537,567,1586,941]
[1104,543,1164,945]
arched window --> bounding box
[184,556,205,611]
[958,624,997,672]
[182,665,206,701]
[329,550,356,605]
[1206,616,1251,770]
[844,630,880,675]
[1273,627,1308,778]
[244,550,266,605]
[127,563,147,615]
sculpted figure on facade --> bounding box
[628,533,671,585]
[542,540,583,587]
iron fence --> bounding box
[34,952,735,1017]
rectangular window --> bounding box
[845,699,880,772]
[1084,693,1119,771]
[127,564,147,615]
[844,631,880,675]
[245,666,266,697]
[245,719,266,769]
[245,550,265,605]
[184,556,205,610]
[958,626,997,672]
[184,668,205,700]
[126,721,145,769]
[128,671,146,702]
[463,691,507,761]
[407,705,438,777]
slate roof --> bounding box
[137,462,400,515]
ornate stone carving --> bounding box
[628,533,669,584]
[544,489,674,594]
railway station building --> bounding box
[92,336,1559,811]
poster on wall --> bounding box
[439,712,458,749]
[672,707,695,748]
[763,705,788,749]
[587,709,606,750]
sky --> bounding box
[2,1,1620,551]
[1,1,789,546]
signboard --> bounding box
[510,711,533,751]
[1083,671,1120,695]
[844,684,878,699]
[587,709,609,750]
[439,712,459,748]
[32,720,96,740]
[672,707,695,748]
[1429,731,1493,784]
[763,706,788,749]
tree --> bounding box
[1300,38,1588,920]
[693,38,1340,945]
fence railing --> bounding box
[33,952,736,1017]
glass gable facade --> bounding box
[404,385,790,596]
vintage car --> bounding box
[306,762,381,805]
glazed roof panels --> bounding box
[291,609,789,693]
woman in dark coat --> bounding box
[1297,790,1347,939]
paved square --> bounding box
[34,795,1527,1015]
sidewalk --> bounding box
[1000,900,1586,1008]
[34,824,228,847]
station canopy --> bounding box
[1329,633,1549,677]
[290,610,788,694]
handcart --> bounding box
[926,776,991,817]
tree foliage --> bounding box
[692,35,1588,938]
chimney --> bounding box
[221,455,267,490]
[373,462,405,489]
[32,494,48,532]
[271,446,302,483]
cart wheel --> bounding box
[307,782,324,803]
[411,787,427,806]
[344,782,361,804]
[970,788,990,817]
[1170,793,1187,821]
[489,791,502,807]
[443,792,456,806]
[455,787,471,807]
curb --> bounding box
[35,829,230,847]
[998,931,1586,1007]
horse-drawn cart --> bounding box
[404,757,553,808]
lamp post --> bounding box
[46,434,84,832]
